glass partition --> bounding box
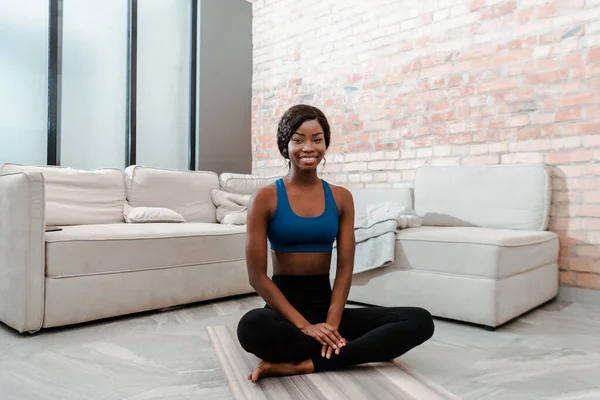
[0,0,49,165]
[136,0,191,170]
[59,0,128,170]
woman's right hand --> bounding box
[301,323,346,353]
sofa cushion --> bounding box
[0,163,125,226]
[219,172,280,195]
[45,223,246,278]
[125,165,219,223]
[413,164,551,231]
[211,189,251,225]
[123,204,186,223]
[393,226,559,279]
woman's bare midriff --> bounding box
[271,251,332,275]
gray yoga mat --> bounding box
[207,324,462,400]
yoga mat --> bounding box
[207,325,462,400]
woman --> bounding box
[237,104,434,383]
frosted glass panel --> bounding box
[0,0,48,165]
[60,0,127,170]
[137,0,191,170]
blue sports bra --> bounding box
[267,178,339,252]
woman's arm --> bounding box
[326,187,355,329]
[245,186,312,330]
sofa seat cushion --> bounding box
[394,226,559,279]
[45,223,246,278]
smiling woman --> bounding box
[236,104,435,383]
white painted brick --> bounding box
[401,18,417,31]
[348,173,361,183]
[344,153,359,162]
[371,151,386,160]
[396,159,426,170]
[452,146,471,156]
[447,14,476,30]
[342,182,363,189]
[501,152,545,164]
[450,4,469,17]
[509,139,552,152]
[587,20,600,35]
[331,153,345,163]
[516,0,548,8]
[533,45,552,58]
[379,13,403,29]
[368,161,396,170]
[365,183,392,188]
[401,150,417,159]
[343,162,368,171]
[583,135,600,147]
[551,137,583,150]
[489,142,509,153]
[335,174,348,183]
[387,171,402,181]
[357,151,373,161]
[434,9,450,21]
[265,158,283,167]
[583,35,600,48]
[323,163,341,173]
[402,169,416,181]
[384,150,401,160]
[435,0,454,9]
[449,122,467,134]
[385,23,401,36]
[470,144,489,155]
[373,172,388,182]
[360,172,373,182]
[461,154,500,165]
[555,165,584,178]
[392,181,413,189]
[417,148,434,157]
[431,157,460,166]
[434,146,453,156]
[551,40,578,56]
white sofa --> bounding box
[347,163,559,329]
[0,163,276,334]
[0,162,559,334]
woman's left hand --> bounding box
[322,338,346,358]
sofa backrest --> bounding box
[125,165,219,223]
[350,187,413,216]
[0,163,126,226]
[413,164,551,231]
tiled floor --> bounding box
[1,296,599,399]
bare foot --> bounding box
[248,359,314,383]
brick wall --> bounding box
[249,0,600,291]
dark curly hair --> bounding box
[277,104,331,162]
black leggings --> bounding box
[236,274,434,372]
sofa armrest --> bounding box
[0,172,45,333]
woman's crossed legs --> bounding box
[236,305,434,381]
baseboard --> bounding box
[558,286,600,306]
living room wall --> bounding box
[249,0,600,291]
